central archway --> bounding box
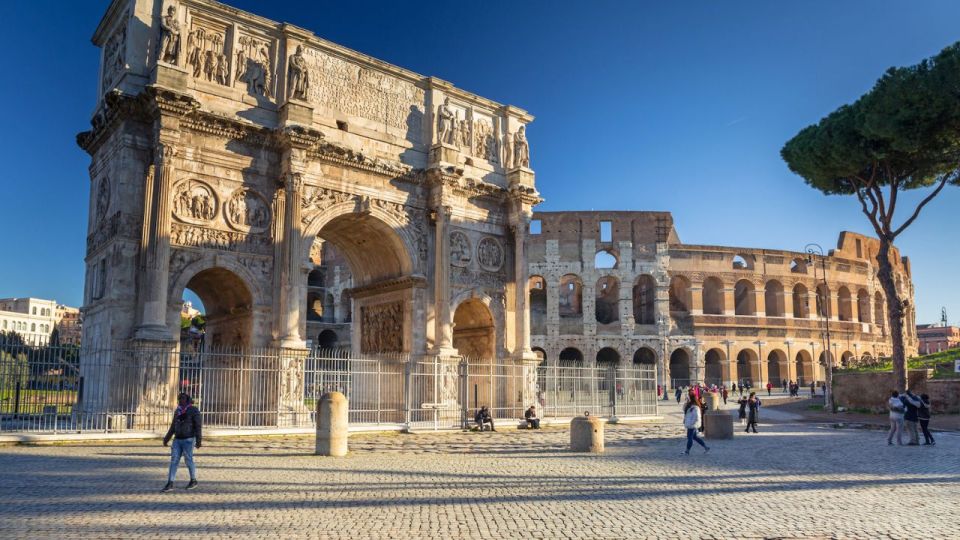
[453,298,495,359]
[304,208,418,354]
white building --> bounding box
[0,297,78,345]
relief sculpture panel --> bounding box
[225,188,270,233]
[172,180,218,224]
[360,301,404,353]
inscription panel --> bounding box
[302,48,424,139]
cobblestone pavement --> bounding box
[1,418,958,539]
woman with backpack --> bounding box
[681,392,710,455]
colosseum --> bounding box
[526,212,918,389]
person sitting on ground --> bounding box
[887,390,905,446]
[474,405,495,432]
[918,393,935,446]
[524,405,541,429]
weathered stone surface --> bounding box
[570,414,604,452]
[316,391,348,456]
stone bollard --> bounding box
[570,412,604,453]
[706,391,722,411]
[315,391,348,456]
[703,410,734,440]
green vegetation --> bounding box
[781,43,960,391]
[835,348,960,379]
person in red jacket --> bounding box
[765,381,773,396]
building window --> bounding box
[530,219,541,235]
[600,221,612,242]
[32,307,37,315]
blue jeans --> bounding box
[686,428,707,452]
[168,437,196,482]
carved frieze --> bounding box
[172,180,218,224]
[101,19,127,94]
[235,33,273,97]
[95,177,111,224]
[360,301,404,353]
[238,255,272,281]
[300,47,425,137]
[477,237,504,271]
[87,211,139,254]
[186,19,230,86]
[225,188,270,233]
[473,119,499,163]
[301,186,355,216]
[171,222,271,255]
[451,266,505,289]
[450,231,471,267]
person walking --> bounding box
[810,381,816,397]
[900,390,922,446]
[681,394,710,455]
[745,392,760,433]
[918,393,935,446]
[162,393,202,492]
[765,381,773,397]
[731,381,738,395]
[675,387,682,404]
[721,386,728,405]
[737,395,748,425]
[887,391,905,446]
[782,379,787,393]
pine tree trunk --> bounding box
[876,239,907,390]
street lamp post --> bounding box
[806,243,835,413]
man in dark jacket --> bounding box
[162,393,202,492]
[900,390,921,446]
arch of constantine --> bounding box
[78,0,539,422]
[76,0,915,424]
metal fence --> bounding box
[0,342,656,434]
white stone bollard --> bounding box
[570,413,605,453]
[315,391,348,457]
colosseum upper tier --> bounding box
[527,211,918,388]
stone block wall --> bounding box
[833,370,960,414]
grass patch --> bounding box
[834,348,960,379]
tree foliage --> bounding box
[782,43,960,229]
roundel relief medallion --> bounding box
[477,237,504,271]
[225,188,271,233]
[172,180,218,225]
[449,231,471,267]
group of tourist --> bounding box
[886,390,936,446]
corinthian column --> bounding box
[432,204,455,353]
[275,172,306,349]
[135,141,177,340]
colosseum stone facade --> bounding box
[526,211,918,389]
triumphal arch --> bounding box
[78,0,540,423]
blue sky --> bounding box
[2,1,958,324]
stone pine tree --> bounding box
[782,43,960,390]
